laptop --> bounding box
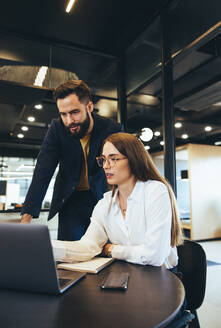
[0,223,86,294]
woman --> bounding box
[52,132,183,269]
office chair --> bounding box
[167,240,207,328]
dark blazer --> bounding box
[21,114,122,220]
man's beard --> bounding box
[65,112,91,139]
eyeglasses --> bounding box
[96,155,127,168]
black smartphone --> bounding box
[100,272,129,290]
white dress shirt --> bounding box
[52,180,178,268]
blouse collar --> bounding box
[112,180,146,205]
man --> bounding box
[20,80,122,240]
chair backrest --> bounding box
[177,239,207,311]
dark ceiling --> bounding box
[1,0,221,157]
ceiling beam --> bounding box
[0,26,116,59]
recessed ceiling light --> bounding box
[140,128,153,142]
[27,116,35,122]
[144,145,150,150]
[214,141,221,146]
[66,0,76,13]
[181,134,188,139]
[175,122,182,128]
[21,126,29,131]
[205,126,212,132]
[154,131,161,137]
[160,141,164,146]
[17,134,24,139]
[35,104,43,110]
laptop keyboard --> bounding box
[58,278,72,287]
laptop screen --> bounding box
[0,223,85,294]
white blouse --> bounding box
[52,180,178,269]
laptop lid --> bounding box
[0,223,85,294]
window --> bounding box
[0,156,56,210]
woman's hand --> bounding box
[102,243,114,257]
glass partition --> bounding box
[151,149,190,221]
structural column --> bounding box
[117,54,127,131]
[161,8,176,194]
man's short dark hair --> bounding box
[53,80,92,104]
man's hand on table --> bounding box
[20,213,32,224]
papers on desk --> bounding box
[57,257,115,274]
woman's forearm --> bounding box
[51,238,103,263]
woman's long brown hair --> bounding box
[103,132,183,247]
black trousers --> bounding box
[58,190,97,241]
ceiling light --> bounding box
[160,141,164,146]
[204,126,212,132]
[181,134,188,139]
[35,104,43,110]
[128,94,159,106]
[175,122,182,128]
[144,145,150,150]
[213,101,221,107]
[214,141,221,146]
[17,134,24,139]
[34,66,48,87]
[1,171,33,175]
[66,0,76,13]
[16,164,35,171]
[27,116,35,122]
[140,128,153,142]
[21,126,29,131]
[9,157,19,162]
[1,176,32,181]
[154,131,161,137]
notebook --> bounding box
[0,223,86,294]
[57,257,115,274]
